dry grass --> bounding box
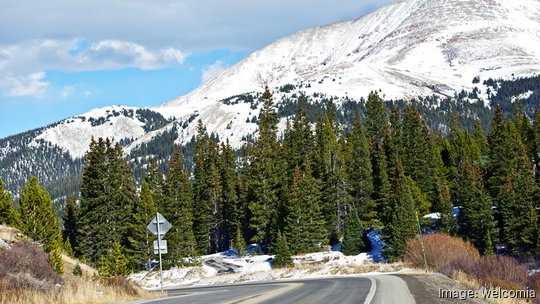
[452,271,531,304]
[0,235,156,304]
[0,277,155,304]
[0,224,25,243]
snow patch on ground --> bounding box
[131,231,387,289]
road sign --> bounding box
[146,212,172,294]
[147,212,171,238]
[153,240,167,254]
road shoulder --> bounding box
[397,273,487,304]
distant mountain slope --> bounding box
[2,0,540,196]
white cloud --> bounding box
[61,85,76,99]
[84,91,91,99]
[1,72,48,97]
[0,39,187,97]
[201,60,227,82]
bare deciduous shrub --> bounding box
[0,241,60,290]
[404,233,479,271]
[406,233,531,294]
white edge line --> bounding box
[363,277,376,304]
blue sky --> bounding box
[0,0,396,138]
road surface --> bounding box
[139,275,416,304]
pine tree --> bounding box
[456,162,497,254]
[62,195,78,256]
[438,179,457,235]
[18,176,64,273]
[219,140,239,252]
[497,123,538,255]
[341,209,365,255]
[207,144,223,253]
[98,241,129,277]
[247,88,281,251]
[273,231,292,268]
[163,148,197,266]
[77,137,108,264]
[78,138,138,265]
[234,225,246,257]
[126,180,157,270]
[193,120,210,255]
[383,161,417,260]
[365,91,387,150]
[400,106,438,209]
[345,113,374,227]
[0,177,20,227]
[487,106,511,197]
[473,118,489,160]
[298,162,327,253]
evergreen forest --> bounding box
[1,88,540,275]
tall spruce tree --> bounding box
[345,114,374,227]
[383,161,417,260]
[193,120,211,254]
[62,195,78,256]
[400,106,438,210]
[456,162,497,254]
[163,148,197,266]
[126,180,157,270]
[219,140,239,252]
[77,138,138,266]
[497,123,538,256]
[0,177,20,227]
[247,88,281,251]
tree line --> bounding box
[1,89,539,273]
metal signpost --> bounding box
[147,212,171,294]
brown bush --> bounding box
[404,233,479,271]
[0,241,60,291]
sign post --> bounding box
[147,212,171,294]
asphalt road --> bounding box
[139,275,416,304]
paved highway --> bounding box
[139,275,416,304]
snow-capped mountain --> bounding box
[2,0,540,194]
[151,0,540,150]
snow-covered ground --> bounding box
[129,231,392,290]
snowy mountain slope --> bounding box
[2,0,540,194]
[138,0,540,150]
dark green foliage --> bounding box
[62,195,78,256]
[400,106,439,210]
[272,231,292,268]
[247,88,282,251]
[193,120,211,255]
[162,148,198,266]
[77,138,138,267]
[345,114,374,227]
[456,162,497,254]
[383,161,417,260]
[341,209,365,255]
[285,164,326,254]
[73,264,83,276]
[0,177,20,226]
[126,180,157,270]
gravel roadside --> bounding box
[396,273,488,304]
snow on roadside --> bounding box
[130,247,386,289]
